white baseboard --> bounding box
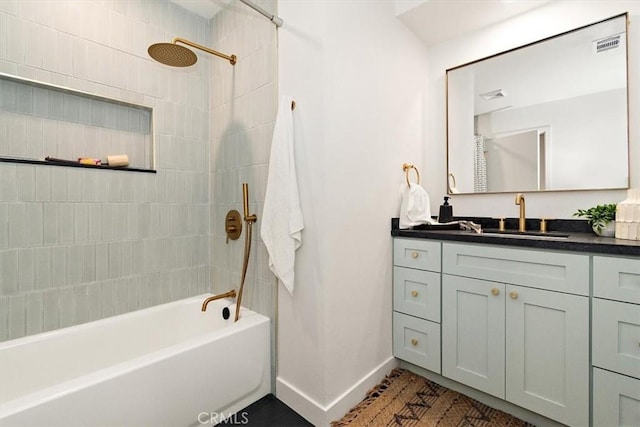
[276,376,325,426]
[276,357,398,427]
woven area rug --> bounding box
[331,369,533,427]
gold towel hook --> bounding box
[402,163,420,188]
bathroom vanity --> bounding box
[391,220,640,426]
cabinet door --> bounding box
[442,275,505,399]
[593,367,640,427]
[505,285,589,427]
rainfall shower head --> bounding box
[148,42,197,67]
[147,37,236,67]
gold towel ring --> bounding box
[402,163,420,188]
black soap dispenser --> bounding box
[438,196,453,223]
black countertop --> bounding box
[391,218,640,257]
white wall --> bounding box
[277,1,429,424]
[277,1,639,424]
[427,0,639,218]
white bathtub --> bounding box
[0,294,270,427]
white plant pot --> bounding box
[593,221,616,237]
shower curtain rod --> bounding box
[239,0,283,27]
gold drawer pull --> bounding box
[510,291,518,299]
[411,251,419,259]
[491,287,500,296]
[411,290,418,297]
[411,338,418,346]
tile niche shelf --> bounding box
[0,73,155,173]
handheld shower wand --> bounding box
[235,183,257,322]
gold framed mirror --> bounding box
[446,13,629,194]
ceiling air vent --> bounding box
[594,34,621,53]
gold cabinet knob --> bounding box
[491,287,500,296]
[510,291,519,299]
[410,290,418,297]
[411,338,418,346]
[411,251,419,259]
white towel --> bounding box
[261,96,304,295]
[399,183,435,229]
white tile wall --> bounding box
[1,0,278,347]
[0,0,212,341]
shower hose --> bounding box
[234,216,254,322]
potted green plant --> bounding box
[573,203,617,237]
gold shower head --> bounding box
[147,38,236,67]
[148,43,197,67]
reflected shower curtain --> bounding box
[474,134,488,192]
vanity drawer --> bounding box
[393,267,440,322]
[592,298,640,379]
[394,238,441,272]
[594,256,640,304]
[442,243,589,296]
[593,367,640,427]
[393,312,441,373]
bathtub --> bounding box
[0,294,270,427]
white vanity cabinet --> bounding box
[592,256,640,427]
[392,239,442,373]
[441,242,590,427]
[391,235,638,427]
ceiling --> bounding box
[397,0,552,46]
[170,0,225,20]
[170,1,552,47]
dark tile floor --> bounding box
[215,394,313,426]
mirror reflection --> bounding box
[446,14,629,194]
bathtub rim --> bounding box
[0,293,256,351]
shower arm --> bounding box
[239,0,283,27]
[173,37,237,65]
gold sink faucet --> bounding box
[515,193,526,232]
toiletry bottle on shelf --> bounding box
[438,196,453,223]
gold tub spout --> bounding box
[201,290,237,312]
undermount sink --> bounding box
[481,229,570,239]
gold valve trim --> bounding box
[225,210,242,243]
